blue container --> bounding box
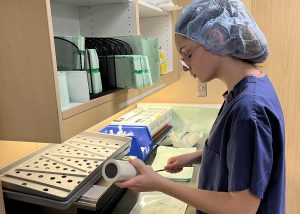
[99,125,153,160]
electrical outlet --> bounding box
[197,82,207,97]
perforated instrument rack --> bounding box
[0,131,131,210]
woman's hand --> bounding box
[115,159,167,192]
[164,151,203,173]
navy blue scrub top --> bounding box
[197,75,285,214]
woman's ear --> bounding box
[206,28,224,49]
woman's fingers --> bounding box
[165,167,183,173]
[128,158,146,173]
[167,157,175,165]
[115,175,140,188]
[165,158,183,171]
[166,156,180,167]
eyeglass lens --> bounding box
[180,58,190,70]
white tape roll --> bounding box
[102,159,137,183]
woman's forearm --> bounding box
[191,150,203,164]
[158,178,259,214]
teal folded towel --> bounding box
[64,36,85,69]
[85,49,102,94]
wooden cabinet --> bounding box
[0,0,179,143]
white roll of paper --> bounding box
[102,159,137,183]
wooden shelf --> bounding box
[62,88,133,120]
[62,71,178,141]
[51,0,129,6]
[138,0,168,17]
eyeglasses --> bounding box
[179,45,201,71]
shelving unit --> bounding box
[52,0,128,6]
[138,0,168,17]
[0,0,179,144]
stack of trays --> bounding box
[1,132,131,210]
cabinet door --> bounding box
[0,0,63,143]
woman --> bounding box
[116,0,285,213]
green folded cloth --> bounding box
[151,146,196,182]
[85,49,102,94]
[142,38,160,83]
[114,55,152,89]
[63,36,85,52]
[133,56,144,89]
[57,71,70,107]
[116,36,161,83]
[114,55,133,88]
[140,56,153,87]
[130,191,188,214]
[64,36,85,69]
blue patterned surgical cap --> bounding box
[175,0,269,63]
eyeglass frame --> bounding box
[179,44,201,71]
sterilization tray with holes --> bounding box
[0,131,131,210]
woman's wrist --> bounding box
[156,176,173,192]
[192,150,203,164]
